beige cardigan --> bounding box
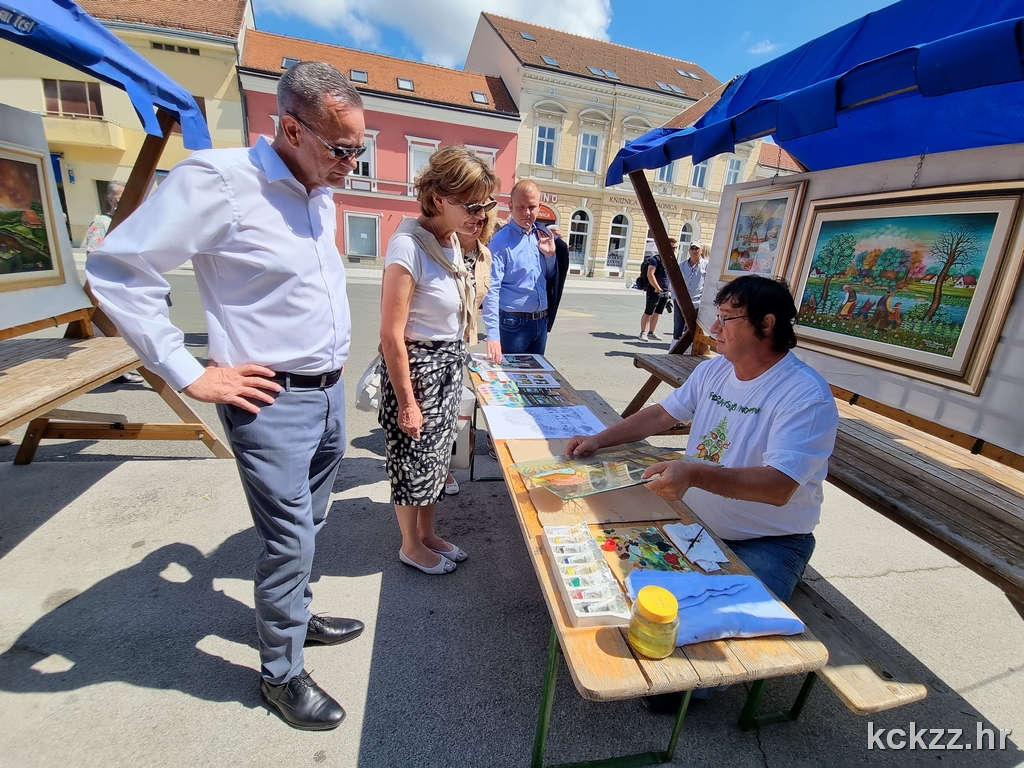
[467,241,492,344]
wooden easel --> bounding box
[1,108,231,464]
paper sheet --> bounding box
[481,405,606,439]
[664,522,729,573]
[507,372,560,387]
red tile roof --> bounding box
[241,30,518,116]
[482,13,720,100]
[77,0,249,40]
[757,143,805,172]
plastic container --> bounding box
[627,585,679,659]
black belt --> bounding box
[501,309,547,320]
[272,369,342,389]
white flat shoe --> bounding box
[430,543,468,563]
[444,476,460,495]
[399,549,456,574]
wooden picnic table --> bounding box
[469,361,828,768]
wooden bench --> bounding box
[740,580,927,729]
[1,308,231,464]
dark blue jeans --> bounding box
[499,311,548,355]
[722,533,815,602]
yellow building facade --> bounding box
[0,2,251,243]
[466,13,768,279]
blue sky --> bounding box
[253,0,897,80]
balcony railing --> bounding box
[42,114,125,151]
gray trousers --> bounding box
[218,378,346,684]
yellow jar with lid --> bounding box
[627,585,679,659]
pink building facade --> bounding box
[239,32,520,261]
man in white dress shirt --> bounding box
[87,62,367,731]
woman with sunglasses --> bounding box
[379,146,499,574]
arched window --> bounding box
[606,214,631,273]
[568,210,590,271]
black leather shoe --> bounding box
[260,671,345,731]
[304,615,365,647]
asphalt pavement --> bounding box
[0,265,1021,766]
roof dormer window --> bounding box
[587,66,604,76]
[541,55,559,66]
[655,81,672,92]
[471,91,489,104]
[282,56,300,69]
[603,70,619,80]
[397,77,414,91]
[669,83,685,94]
[350,69,368,84]
[520,31,535,40]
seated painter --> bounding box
[566,275,838,603]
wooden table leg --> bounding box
[621,374,662,418]
[13,417,49,465]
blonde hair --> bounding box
[479,208,498,246]
[416,146,500,217]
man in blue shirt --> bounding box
[483,180,568,361]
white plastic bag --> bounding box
[355,355,383,412]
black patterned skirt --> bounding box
[379,339,467,506]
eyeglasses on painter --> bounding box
[446,197,498,215]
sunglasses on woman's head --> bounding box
[446,197,498,215]
[286,111,367,160]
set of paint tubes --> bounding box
[543,522,630,627]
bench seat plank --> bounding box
[789,582,927,716]
[836,422,1024,547]
[0,337,140,433]
[837,406,1024,528]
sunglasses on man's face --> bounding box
[286,111,367,160]
[446,197,498,216]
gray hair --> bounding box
[277,61,363,124]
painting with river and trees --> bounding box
[791,193,1022,391]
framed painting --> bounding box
[721,181,806,281]
[0,140,64,292]
[791,186,1024,393]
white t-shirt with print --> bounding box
[385,235,465,342]
[659,352,838,541]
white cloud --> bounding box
[255,0,613,68]
[748,40,777,55]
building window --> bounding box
[520,31,535,40]
[407,136,440,191]
[606,213,630,271]
[344,212,379,258]
[470,91,489,105]
[655,81,672,92]
[152,42,199,55]
[535,125,556,166]
[171,96,206,135]
[657,161,676,184]
[587,66,604,76]
[347,132,377,191]
[397,78,415,91]
[669,84,685,94]
[578,133,599,173]
[350,69,368,83]
[541,55,559,67]
[678,222,694,247]
[43,79,103,119]
[466,144,498,169]
[691,160,710,189]
[603,70,619,80]
[281,57,299,69]
[725,157,743,186]
[568,210,590,270]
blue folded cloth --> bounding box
[626,571,805,646]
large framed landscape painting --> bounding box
[721,181,806,281]
[0,140,64,292]
[791,188,1024,393]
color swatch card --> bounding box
[507,372,560,388]
[497,354,554,371]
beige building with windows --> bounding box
[0,0,252,243]
[466,14,773,278]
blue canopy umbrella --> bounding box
[607,0,1024,184]
[0,0,211,149]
